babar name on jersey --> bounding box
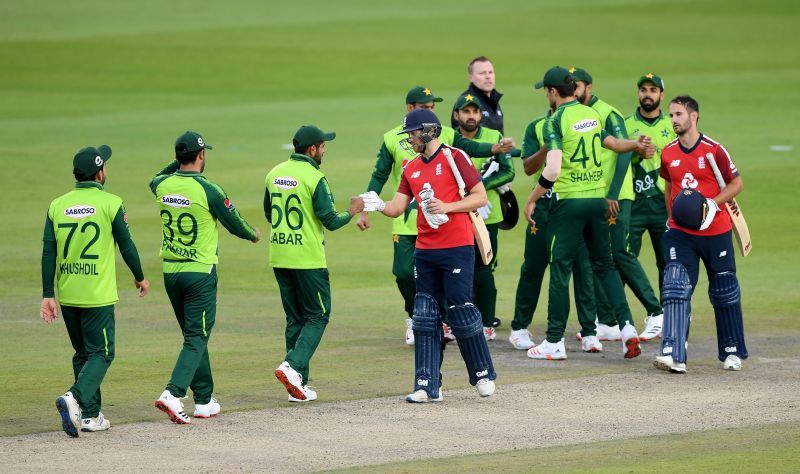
[572,119,599,133]
[161,194,191,208]
[273,176,299,189]
[270,232,303,246]
[64,205,96,218]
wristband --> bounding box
[538,175,555,189]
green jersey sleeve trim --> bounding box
[41,214,56,298]
[313,177,352,231]
[522,117,545,157]
[367,142,394,194]
[111,205,145,281]
[543,110,563,151]
[149,160,180,195]
[606,115,631,200]
[200,179,258,241]
[453,134,495,158]
[263,187,272,223]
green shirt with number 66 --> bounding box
[264,153,353,269]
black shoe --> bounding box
[492,317,501,328]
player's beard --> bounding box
[459,119,478,133]
[673,118,690,135]
[640,98,660,112]
[577,92,587,104]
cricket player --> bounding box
[42,145,150,437]
[625,73,677,340]
[356,86,513,344]
[508,109,603,353]
[655,95,747,373]
[524,66,653,360]
[267,125,364,402]
[151,131,260,424]
[451,56,506,133]
[453,93,515,340]
[361,108,497,402]
[573,67,663,341]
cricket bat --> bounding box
[705,153,752,256]
[443,147,493,265]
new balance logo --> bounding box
[670,160,681,167]
[417,379,429,387]
[411,171,421,179]
[452,268,461,274]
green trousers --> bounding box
[62,305,115,418]
[392,234,417,318]
[594,200,663,318]
[473,223,499,327]
[630,195,668,291]
[164,268,217,404]
[546,198,633,343]
[273,267,331,385]
[510,197,598,335]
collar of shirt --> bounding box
[678,133,705,155]
[421,144,445,164]
[557,99,579,111]
[174,170,202,177]
[634,108,664,125]
[75,181,104,190]
[290,152,320,169]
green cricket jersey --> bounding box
[367,124,498,235]
[150,161,258,273]
[625,109,676,199]
[588,96,634,201]
[264,153,353,269]
[543,100,610,198]
[521,112,554,195]
[459,126,515,224]
[42,182,144,307]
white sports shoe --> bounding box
[596,323,622,341]
[193,397,221,418]
[81,412,110,432]
[483,327,497,341]
[288,386,318,402]
[275,361,307,401]
[581,335,603,353]
[527,339,567,360]
[442,323,456,344]
[621,323,642,359]
[723,355,742,371]
[639,314,663,341]
[56,391,82,437]
[405,318,415,346]
[155,390,191,424]
[654,355,687,373]
[405,389,443,403]
[509,328,535,350]
[476,378,495,397]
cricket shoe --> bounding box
[442,323,456,344]
[193,397,220,418]
[723,355,742,371]
[55,391,82,438]
[492,317,501,328]
[596,323,622,341]
[483,327,497,341]
[639,313,663,341]
[405,389,443,403]
[509,328,535,350]
[275,361,307,401]
[81,412,110,432]
[476,378,495,397]
[288,386,318,403]
[621,323,642,359]
[405,318,415,346]
[654,355,687,373]
[155,390,191,424]
[581,335,603,353]
[527,339,567,360]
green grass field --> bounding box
[1,0,799,468]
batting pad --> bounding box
[412,293,442,398]
[660,263,693,364]
[448,303,496,386]
[709,271,748,361]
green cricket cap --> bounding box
[175,131,213,155]
[534,66,573,89]
[455,93,482,110]
[405,86,443,104]
[73,145,112,178]
[637,73,665,90]
[569,66,592,84]
[293,125,336,148]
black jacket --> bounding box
[451,82,505,134]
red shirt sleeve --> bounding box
[452,148,482,191]
[397,169,412,196]
[660,157,671,181]
[715,144,739,183]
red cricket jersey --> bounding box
[397,144,482,249]
[660,134,739,236]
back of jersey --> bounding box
[155,174,219,265]
[545,102,606,194]
[48,185,121,307]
